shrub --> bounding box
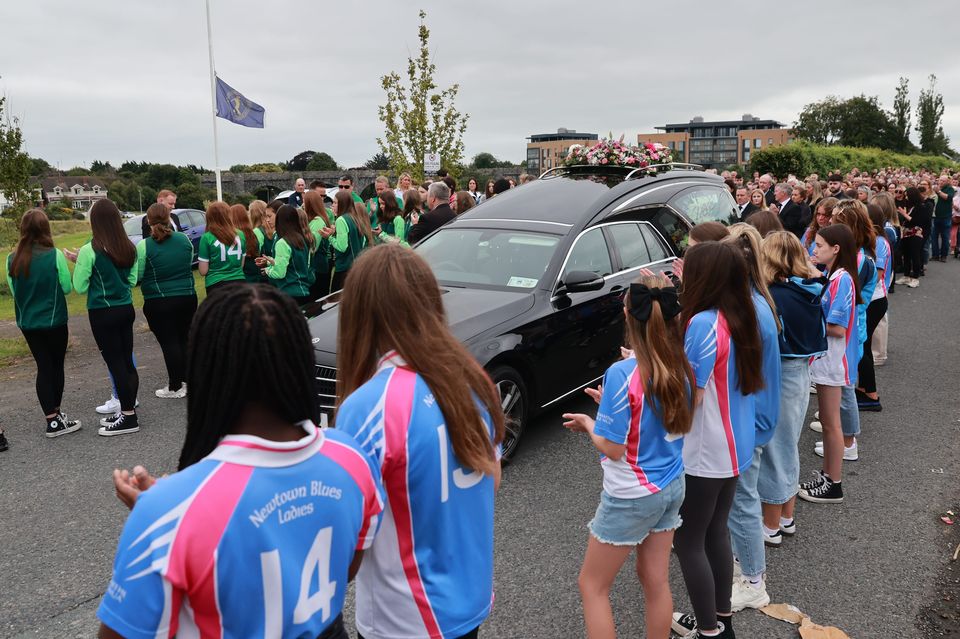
[750,140,958,178]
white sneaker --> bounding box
[810,384,817,395]
[814,410,819,420]
[907,277,919,288]
[96,395,120,414]
[733,556,742,579]
[814,439,859,461]
[809,420,823,433]
[730,576,771,612]
[155,386,187,399]
[895,275,909,285]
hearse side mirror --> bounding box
[560,270,605,294]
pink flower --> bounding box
[601,158,608,164]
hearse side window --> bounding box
[606,223,653,271]
[669,186,740,226]
[639,223,670,262]
[562,227,612,281]
[652,208,691,256]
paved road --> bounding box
[2,262,959,638]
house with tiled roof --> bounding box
[40,176,108,211]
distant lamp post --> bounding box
[138,187,143,213]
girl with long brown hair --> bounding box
[257,204,314,305]
[669,241,762,639]
[803,196,839,255]
[563,274,693,639]
[7,208,80,438]
[333,243,504,639]
[304,191,333,299]
[136,203,197,399]
[229,203,260,283]
[197,201,246,293]
[376,188,407,245]
[66,198,141,436]
[328,190,374,293]
[251,199,278,259]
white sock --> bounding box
[780,516,794,527]
[762,525,779,537]
[699,628,721,637]
[744,573,764,588]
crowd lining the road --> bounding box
[0,165,951,638]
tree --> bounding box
[287,150,318,171]
[0,96,34,218]
[364,152,391,170]
[794,95,901,150]
[916,74,951,155]
[471,152,515,169]
[65,166,89,176]
[793,96,843,145]
[377,9,469,181]
[305,152,339,171]
[29,156,51,176]
[90,160,115,176]
[892,77,911,151]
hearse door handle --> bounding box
[609,284,625,295]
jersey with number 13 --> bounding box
[335,351,499,639]
[97,423,382,638]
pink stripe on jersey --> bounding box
[827,276,855,385]
[165,463,254,639]
[382,367,443,638]
[714,315,740,476]
[624,369,657,492]
[319,438,381,546]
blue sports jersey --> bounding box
[683,310,756,478]
[335,351,498,639]
[751,290,781,447]
[855,249,877,345]
[874,236,892,297]
[822,267,859,385]
[593,358,686,499]
[97,423,382,639]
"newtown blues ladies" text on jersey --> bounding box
[97,423,382,639]
[683,310,756,478]
[335,352,497,639]
[593,358,686,499]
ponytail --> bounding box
[146,203,173,243]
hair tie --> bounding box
[628,283,681,322]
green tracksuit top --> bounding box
[197,230,246,288]
[72,242,137,309]
[6,246,71,330]
[136,233,196,299]
[266,238,312,297]
[331,214,366,273]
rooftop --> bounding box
[655,114,784,130]
[528,127,599,143]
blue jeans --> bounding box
[729,448,764,578]
[759,358,811,504]
[840,384,860,437]
[933,218,952,259]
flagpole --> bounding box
[205,0,222,201]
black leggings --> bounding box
[330,269,349,294]
[673,474,738,632]
[901,235,925,278]
[88,305,138,412]
[21,324,68,416]
[310,269,332,301]
[858,297,888,394]
[143,295,197,391]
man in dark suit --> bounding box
[407,182,456,244]
[140,189,181,237]
[759,173,776,205]
[774,183,807,237]
[736,186,758,220]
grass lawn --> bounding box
[0,337,32,366]
[0,220,206,322]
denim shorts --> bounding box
[758,357,811,504]
[588,475,685,546]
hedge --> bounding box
[749,140,959,178]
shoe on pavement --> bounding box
[799,470,827,491]
[96,395,120,415]
[809,420,823,433]
[0,430,7,452]
[155,385,187,399]
[856,390,882,412]
[98,412,140,437]
[731,576,770,612]
[763,529,782,546]
[46,412,82,438]
[895,275,909,285]
[907,278,919,288]
[779,518,797,536]
[814,439,859,461]
[672,612,698,636]
[798,474,843,503]
[814,410,819,420]
[809,384,817,395]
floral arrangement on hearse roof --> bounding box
[564,135,672,169]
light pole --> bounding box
[138,187,143,213]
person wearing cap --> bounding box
[827,173,850,200]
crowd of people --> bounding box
[0,162,939,637]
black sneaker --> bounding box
[0,430,8,452]
[717,619,735,639]
[98,412,139,437]
[798,475,843,503]
[855,390,882,412]
[672,612,697,635]
[46,413,82,438]
[798,470,826,491]
[682,620,735,639]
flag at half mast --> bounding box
[215,76,264,128]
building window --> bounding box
[73,200,84,209]
[743,150,751,162]
[54,187,62,196]
[527,148,540,172]
[754,138,761,149]
[678,141,686,158]
[93,186,100,193]
[768,138,774,145]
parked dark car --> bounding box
[123,208,206,264]
[306,164,739,459]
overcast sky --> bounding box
[2,0,958,171]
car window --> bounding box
[606,223,652,271]
[669,186,739,226]
[652,208,690,256]
[181,211,202,228]
[123,216,143,235]
[562,227,612,281]
[640,223,670,261]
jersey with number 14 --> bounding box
[97,423,382,639]
[335,352,498,639]
[197,230,246,287]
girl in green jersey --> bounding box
[7,209,81,438]
[377,189,408,245]
[329,190,375,293]
[198,201,246,293]
[251,200,278,259]
[258,205,314,306]
[230,203,261,283]
[66,199,141,436]
[304,191,333,300]
[137,203,197,399]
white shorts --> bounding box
[809,335,848,387]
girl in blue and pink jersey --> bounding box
[333,243,504,639]
[799,223,861,506]
[671,241,764,639]
[98,284,383,639]
[563,274,694,639]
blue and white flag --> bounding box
[215,76,264,128]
